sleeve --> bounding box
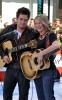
[0,24,12,36]
[49,32,57,45]
[0,45,6,58]
[0,24,16,57]
[0,24,17,43]
[0,26,11,57]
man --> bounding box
[28,18,34,28]
[0,7,39,100]
[12,17,17,24]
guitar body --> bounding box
[20,51,41,80]
[0,39,37,67]
[0,41,12,67]
[0,56,5,67]
[20,49,50,80]
[2,41,13,61]
[32,49,50,71]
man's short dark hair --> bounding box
[16,7,30,19]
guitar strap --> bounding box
[45,32,50,48]
[18,27,31,45]
[45,31,56,58]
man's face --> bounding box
[29,19,34,27]
[16,14,29,29]
[12,18,17,24]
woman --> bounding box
[34,14,60,100]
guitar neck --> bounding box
[18,43,28,50]
[8,43,28,53]
[8,47,17,53]
[43,48,60,59]
[8,39,37,53]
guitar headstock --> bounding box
[28,39,37,48]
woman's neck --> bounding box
[39,32,48,40]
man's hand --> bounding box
[3,55,10,64]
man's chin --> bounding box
[20,26,27,29]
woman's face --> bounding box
[34,19,46,35]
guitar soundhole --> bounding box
[30,50,34,53]
[35,49,40,53]
[5,48,8,55]
[34,57,38,65]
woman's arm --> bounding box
[37,40,60,64]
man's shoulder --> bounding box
[5,24,17,30]
[0,24,17,35]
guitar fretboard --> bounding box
[18,44,28,50]
[9,47,17,53]
[8,44,28,53]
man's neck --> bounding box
[17,26,27,33]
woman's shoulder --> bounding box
[49,31,56,37]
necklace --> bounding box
[39,32,48,40]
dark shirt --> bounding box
[37,32,57,69]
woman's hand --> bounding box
[37,51,43,65]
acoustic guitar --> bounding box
[0,39,37,67]
[20,48,59,80]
